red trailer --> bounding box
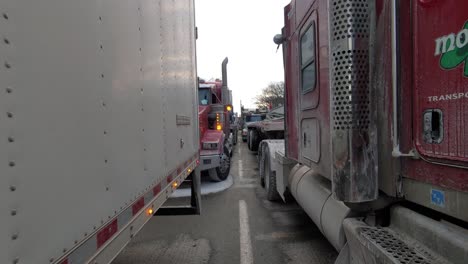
[258,0,468,263]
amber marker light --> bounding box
[172,182,178,188]
[226,105,232,111]
[216,124,222,131]
[188,168,192,173]
[147,208,154,215]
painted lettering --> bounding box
[435,33,456,56]
[428,92,468,102]
[435,21,468,77]
[456,29,468,48]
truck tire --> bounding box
[233,130,238,145]
[263,146,280,201]
[209,147,231,182]
[249,130,259,151]
[258,144,265,187]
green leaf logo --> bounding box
[440,21,468,77]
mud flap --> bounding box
[156,168,202,215]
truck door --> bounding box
[298,10,320,164]
[412,0,468,165]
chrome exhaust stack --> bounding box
[329,0,378,203]
[221,57,229,105]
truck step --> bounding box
[359,226,443,264]
[342,206,462,264]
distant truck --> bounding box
[245,107,284,151]
[258,0,468,263]
[198,58,235,181]
[0,1,200,263]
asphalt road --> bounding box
[113,139,337,264]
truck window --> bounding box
[198,88,211,105]
[300,22,316,92]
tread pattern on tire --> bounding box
[264,146,280,201]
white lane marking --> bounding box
[238,159,244,181]
[239,200,253,264]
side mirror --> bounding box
[273,34,285,45]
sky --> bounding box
[195,0,290,111]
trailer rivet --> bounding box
[98,16,102,21]
[8,137,14,143]
[104,159,108,163]
[84,232,87,237]
[4,38,10,44]
[11,210,16,216]
[9,186,16,191]
[49,258,54,263]
[100,44,103,50]
[11,234,18,240]
[74,240,78,244]
[3,13,8,20]
[5,62,11,69]
[6,87,12,94]
[63,248,67,253]
[93,226,96,230]
[9,161,15,167]
[106,187,109,191]
[12,258,19,264]
[7,112,13,118]
[138,27,141,31]
[104,131,107,135]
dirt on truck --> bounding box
[255,0,468,263]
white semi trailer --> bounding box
[0,0,200,263]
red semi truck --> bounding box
[198,58,235,181]
[258,0,468,263]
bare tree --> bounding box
[255,82,284,109]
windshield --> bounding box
[198,88,211,105]
[245,115,264,122]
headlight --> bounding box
[203,142,218,150]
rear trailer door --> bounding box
[413,0,468,164]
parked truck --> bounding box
[0,1,200,263]
[258,0,468,263]
[246,106,285,151]
[198,58,234,181]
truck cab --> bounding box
[257,0,468,263]
[198,58,234,181]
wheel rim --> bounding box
[219,153,230,173]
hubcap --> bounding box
[219,153,230,173]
